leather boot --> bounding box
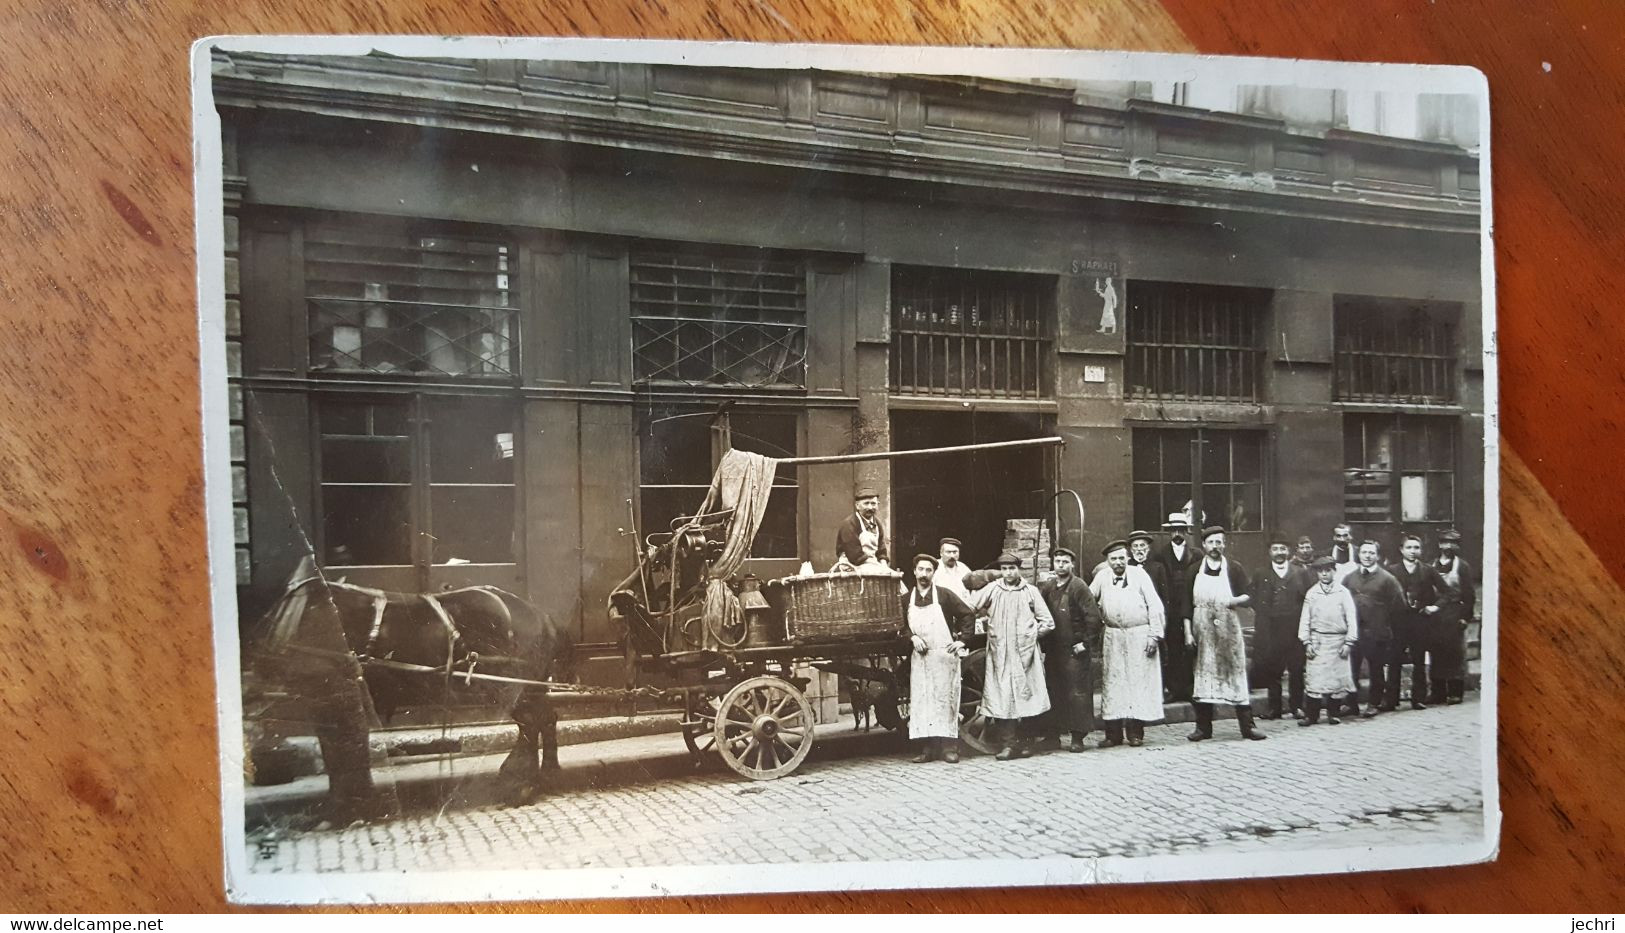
[1446,679,1465,704]
[1238,705,1268,740]
[1100,720,1125,748]
[1188,703,1213,742]
[1326,696,1342,725]
[1069,731,1090,753]
[992,719,1015,761]
[942,737,960,764]
[1126,720,1145,747]
[911,740,937,763]
[1299,696,1320,726]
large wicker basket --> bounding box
[781,571,905,644]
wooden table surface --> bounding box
[2,0,1622,913]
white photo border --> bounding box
[191,34,1498,905]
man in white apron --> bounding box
[1089,540,1166,748]
[968,552,1055,760]
[1183,525,1268,742]
[902,554,976,763]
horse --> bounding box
[245,558,576,815]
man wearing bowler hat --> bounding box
[834,485,889,568]
[1252,532,1315,719]
[968,552,1055,760]
[1038,547,1104,752]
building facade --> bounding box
[216,54,1485,664]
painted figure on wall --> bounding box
[1095,277,1119,335]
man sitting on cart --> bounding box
[833,485,889,570]
[903,553,976,764]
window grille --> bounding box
[306,228,517,378]
[890,266,1053,399]
[631,251,807,388]
[1334,297,1458,404]
[637,407,800,559]
[1132,429,1264,534]
[1344,414,1455,527]
[1125,282,1267,402]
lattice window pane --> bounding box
[631,251,807,388]
[890,266,1053,399]
[1125,281,1268,402]
[1333,296,1458,404]
[307,228,518,378]
[1133,428,1263,532]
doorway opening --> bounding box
[889,410,1055,571]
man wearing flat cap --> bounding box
[968,552,1055,760]
[1089,539,1166,747]
[933,536,973,601]
[1183,525,1267,741]
[1431,529,1478,705]
[1252,532,1314,720]
[1038,546,1104,752]
[834,486,889,569]
[1153,512,1200,703]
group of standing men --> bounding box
[888,496,1478,762]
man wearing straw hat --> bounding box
[968,552,1055,760]
[1153,512,1200,703]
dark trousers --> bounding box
[1161,635,1194,702]
[1253,617,1306,714]
[1103,719,1146,742]
[1351,638,1403,710]
[1411,621,1466,703]
[991,717,1039,748]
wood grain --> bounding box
[1,0,1621,912]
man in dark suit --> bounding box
[1038,547,1105,752]
[1128,529,1169,609]
[1152,512,1200,702]
[1342,540,1407,717]
[1389,532,1447,711]
[1251,533,1315,719]
[1432,529,1478,704]
[834,486,888,568]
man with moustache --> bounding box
[932,536,973,602]
[1128,530,1170,610]
[1153,512,1200,702]
[901,554,977,763]
[1183,526,1267,742]
[1389,533,1447,711]
[1341,540,1407,717]
[1038,547,1104,752]
[1252,533,1315,720]
[1090,540,1166,748]
[834,486,888,569]
[1432,530,1478,705]
[1330,524,1358,581]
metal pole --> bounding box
[774,435,1063,467]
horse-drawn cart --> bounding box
[606,435,1065,781]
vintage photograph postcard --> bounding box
[193,36,1497,903]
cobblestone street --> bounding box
[250,698,1486,874]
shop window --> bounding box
[1125,281,1268,402]
[1344,414,1455,528]
[630,249,807,388]
[1334,296,1458,404]
[890,266,1053,399]
[318,396,517,568]
[638,407,799,559]
[306,227,518,379]
[1133,428,1264,533]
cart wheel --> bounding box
[958,650,997,755]
[713,675,814,780]
[682,693,721,759]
